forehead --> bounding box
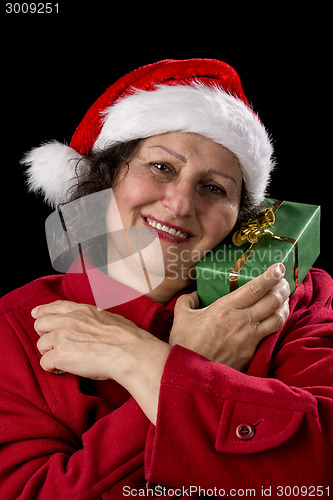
[141,132,239,163]
[139,132,242,181]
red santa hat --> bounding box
[23,59,274,207]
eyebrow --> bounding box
[148,145,187,163]
[207,169,238,186]
[148,146,237,186]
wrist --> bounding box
[113,335,171,424]
[116,335,171,390]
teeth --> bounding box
[146,218,188,238]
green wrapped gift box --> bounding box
[196,199,320,307]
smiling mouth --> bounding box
[143,216,191,239]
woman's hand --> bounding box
[170,263,290,371]
[32,302,171,424]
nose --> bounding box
[161,179,194,219]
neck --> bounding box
[145,276,194,305]
[106,239,194,305]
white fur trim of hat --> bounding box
[22,74,274,207]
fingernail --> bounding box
[278,263,285,276]
[31,306,39,318]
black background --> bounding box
[1,6,331,296]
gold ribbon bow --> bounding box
[229,200,299,292]
[232,207,276,246]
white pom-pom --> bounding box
[21,141,87,207]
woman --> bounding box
[0,59,332,498]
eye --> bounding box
[200,183,227,198]
[148,162,176,181]
[150,161,171,172]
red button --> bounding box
[236,423,255,440]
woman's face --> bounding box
[108,132,243,288]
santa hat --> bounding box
[22,58,274,207]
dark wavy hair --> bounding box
[52,139,261,272]
[68,139,142,202]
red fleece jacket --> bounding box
[0,268,332,499]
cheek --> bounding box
[201,204,239,246]
[113,172,162,219]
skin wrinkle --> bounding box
[148,145,238,186]
[207,168,237,187]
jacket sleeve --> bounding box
[0,310,149,499]
[145,269,333,491]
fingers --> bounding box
[37,330,57,354]
[256,298,290,338]
[228,263,286,309]
[31,300,82,319]
[250,278,290,323]
[38,338,75,375]
[174,291,200,312]
[37,329,95,354]
[39,349,64,374]
[34,313,70,335]
[32,301,94,335]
